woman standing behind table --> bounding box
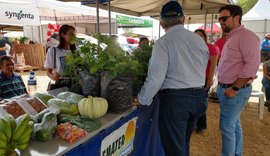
[194,29,219,132]
[44,25,76,89]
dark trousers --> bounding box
[262,77,270,101]
[195,89,208,130]
[158,88,206,156]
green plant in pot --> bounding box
[65,33,140,112]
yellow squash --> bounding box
[78,96,108,119]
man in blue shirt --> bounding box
[137,1,209,155]
[0,56,27,100]
[261,33,270,62]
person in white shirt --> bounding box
[44,24,76,89]
[137,1,209,155]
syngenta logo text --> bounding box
[5,10,34,20]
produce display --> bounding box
[0,96,47,118]
[33,93,55,105]
[57,122,87,143]
[59,114,101,133]
[78,96,108,119]
[56,91,84,105]
[0,114,33,155]
[0,73,130,156]
[31,109,59,141]
[0,101,26,118]
[0,33,153,155]
[47,98,79,115]
[26,97,47,113]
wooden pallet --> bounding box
[14,66,40,73]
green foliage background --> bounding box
[236,0,258,14]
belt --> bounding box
[218,82,251,88]
[159,86,204,93]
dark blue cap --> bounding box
[161,1,184,18]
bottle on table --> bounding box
[27,71,37,95]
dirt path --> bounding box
[190,102,270,156]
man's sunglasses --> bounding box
[218,16,233,22]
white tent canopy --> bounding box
[37,0,112,23]
[242,0,270,20]
[59,0,229,16]
[0,0,112,26]
[242,0,270,42]
[58,0,230,24]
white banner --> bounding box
[0,4,40,26]
[100,117,137,156]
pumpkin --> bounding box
[78,96,108,119]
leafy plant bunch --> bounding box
[131,43,153,94]
[65,33,139,80]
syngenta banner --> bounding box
[5,10,34,20]
[0,4,40,26]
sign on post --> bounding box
[116,15,153,27]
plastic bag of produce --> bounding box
[33,93,55,105]
[47,98,79,115]
[57,91,84,105]
[100,71,112,98]
[79,69,101,97]
[106,73,133,113]
[57,122,87,143]
[32,111,58,141]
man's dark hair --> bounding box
[0,56,13,66]
[219,5,243,24]
[194,29,207,41]
[139,37,149,44]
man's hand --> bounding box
[205,79,213,90]
[132,97,141,107]
[224,87,237,97]
[50,71,61,81]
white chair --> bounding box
[250,90,265,120]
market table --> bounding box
[20,97,164,156]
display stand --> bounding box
[65,97,164,156]
[21,97,164,156]
[23,108,135,156]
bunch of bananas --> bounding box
[0,114,34,155]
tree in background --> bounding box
[236,0,258,14]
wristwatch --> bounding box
[232,86,239,91]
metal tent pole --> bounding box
[108,0,111,36]
[96,0,100,33]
